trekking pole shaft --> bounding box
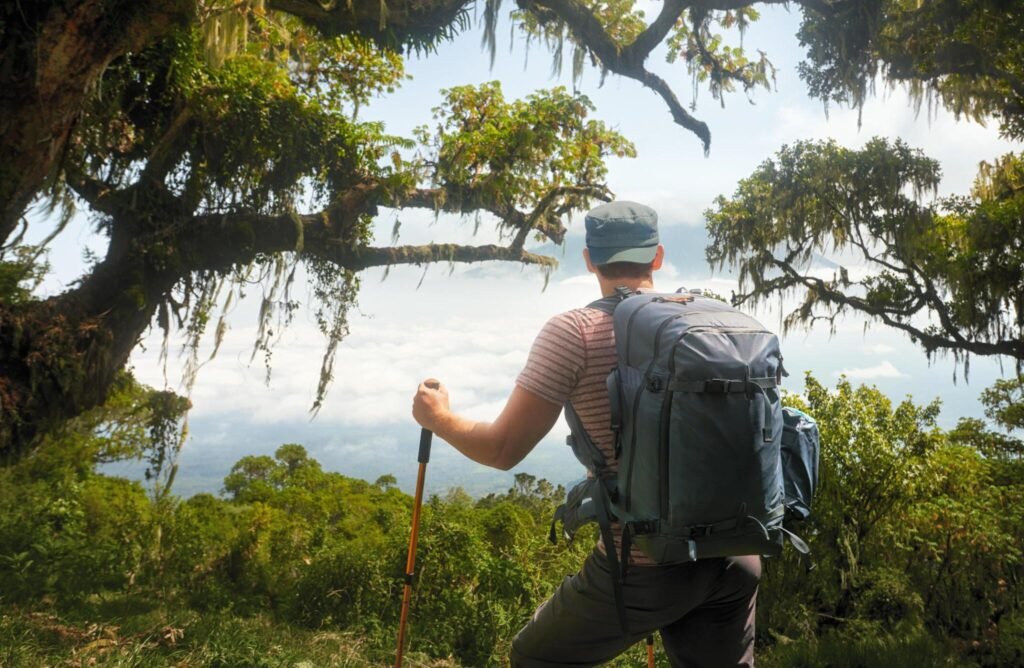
[395,427,433,668]
[646,635,655,668]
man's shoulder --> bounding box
[535,307,613,355]
[545,306,612,331]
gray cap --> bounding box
[585,201,659,265]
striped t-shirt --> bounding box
[516,305,654,566]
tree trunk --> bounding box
[0,0,193,242]
[0,240,172,461]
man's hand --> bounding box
[410,379,560,470]
[412,378,449,433]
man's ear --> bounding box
[652,245,665,271]
[583,248,598,274]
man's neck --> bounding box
[597,277,655,297]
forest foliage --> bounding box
[706,140,1024,368]
[1,374,1022,667]
[3,0,1024,461]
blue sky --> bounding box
[35,5,1022,497]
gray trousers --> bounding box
[510,550,760,667]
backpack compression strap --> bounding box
[670,376,779,442]
[593,480,630,637]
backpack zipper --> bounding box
[680,325,771,339]
[658,389,673,521]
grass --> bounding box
[0,595,988,668]
[758,626,963,668]
[0,597,457,668]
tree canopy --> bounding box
[702,1,1023,376]
[706,139,1024,368]
[0,7,634,459]
[2,0,1022,458]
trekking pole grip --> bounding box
[417,428,432,464]
[418,381,439,463]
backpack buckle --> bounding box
[646,376,664,392]
[688,524,713,538]
[704,378,730,394]
[614,286,635,299]
[631,520,658,535]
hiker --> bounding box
[412,201,761,667]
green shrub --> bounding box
[760,626,959,668]
[288,540,397,629]
[852,567,924,627]
[0,473,151,604]
[993,609,1024,667]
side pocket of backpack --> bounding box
[780,407,820,521]
[612,364,646,517]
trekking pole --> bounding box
[395,381,438,668]
[646,635,655,668]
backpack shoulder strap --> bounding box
[585,286,634,315]
[564,400,615,472]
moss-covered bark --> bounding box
[0,254,168,462]
[0,0,195,242]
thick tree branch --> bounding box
[757,255,1024,359]
[638,70,712,152]
[396,187,531,239]
[268,0,471,46]
[180,201,558,275]
[339,243,557,270]
[519,0,621,66]
[0,0,194,244]
[622,0,687,66]
[398,184,609,246]
[64,168,123,217]
[514,0,830,152]
[521,0,713,151]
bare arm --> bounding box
[412,380,562,471]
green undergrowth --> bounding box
[758,626,960,668]
[2,375,1023,667]
[0,598,453,668]
[0,597,670,668]
[0,600,991,668]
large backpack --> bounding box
[551,289,819,631]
